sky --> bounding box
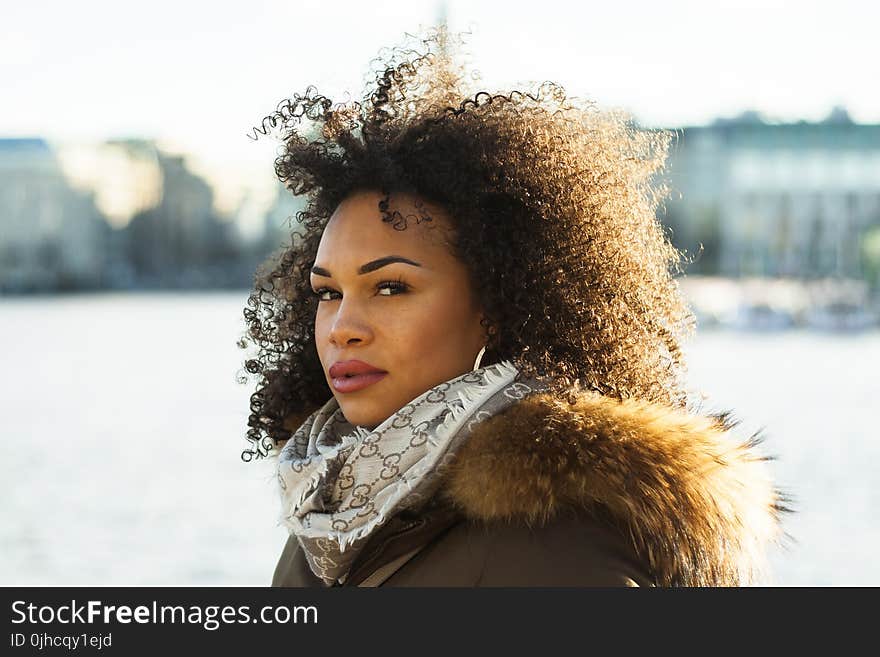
[3,0,878,225]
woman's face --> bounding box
[310,189,487,428]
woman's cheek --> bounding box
[314,309,329,345]
[314,308,337,368]
[410,298,462,361]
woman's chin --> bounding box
[338,403,387,429]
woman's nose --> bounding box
[327,301,373,347]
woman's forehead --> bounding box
[315,191,455,266]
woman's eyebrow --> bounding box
[310,256,422,278]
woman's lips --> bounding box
[328,360,387,393]
[330,371,388,393]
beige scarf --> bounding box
[276,360,542,585]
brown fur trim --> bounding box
[440,390,789,586]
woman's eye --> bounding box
[377,280,408,296]
[312,288,340,302]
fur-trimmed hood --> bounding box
[438,389,789,587]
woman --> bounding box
[241,27,788,587]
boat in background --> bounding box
[679,275,880,332]
[805,301,879,332]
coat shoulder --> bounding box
[480,510,654,586]
[384,509,654,587]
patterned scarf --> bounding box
[275,360,543,586]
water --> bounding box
[1,293,877,585]
[685,329,880,585]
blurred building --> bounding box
[0,138,248,293]
[0,138,110,292]
[126,147,236,286]
[664,108,880,287]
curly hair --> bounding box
[239,26,695,462]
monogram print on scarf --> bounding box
[409,419,432,447]
[425,382,450,403]
[348,484,371,509]
[381,453,401,480]
[505,382,533,400]
[337,463,355,491]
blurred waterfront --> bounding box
[0,292,877,585]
